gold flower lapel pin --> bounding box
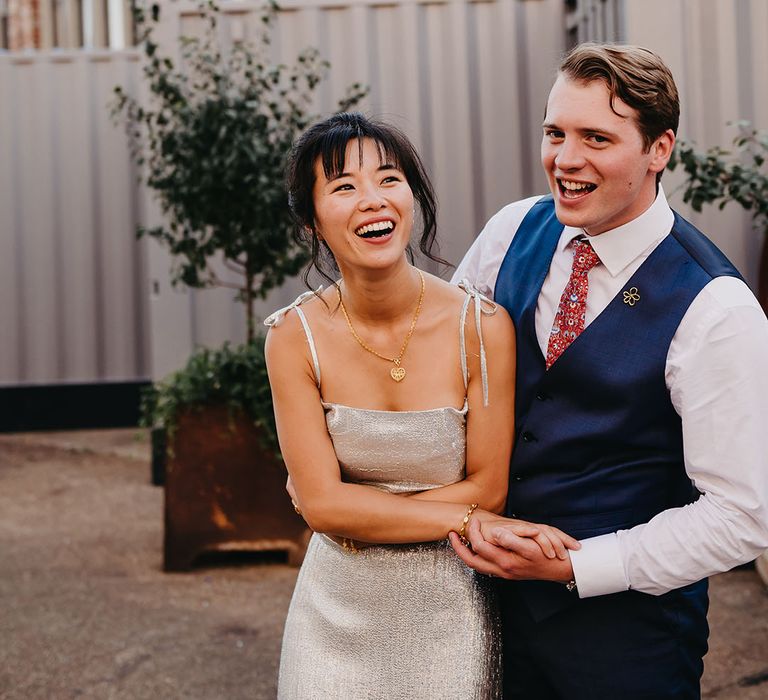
[623,287,640,306]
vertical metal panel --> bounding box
[50,54,101,379]
[58,0,83,49]
[107,0,132,48]
[91,52,146,378]
[748,0,768,130]
[15,56,60,382]
[0,57,21,380]
[82,0,109,48]
[566,0,623,46]
[139,6,197,379]
[0,49,148,385]
[471,0,525,216]
[38,0,54,48]
[420,0,476,268]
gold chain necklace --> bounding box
[337,270,425,383]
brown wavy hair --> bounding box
[559,43,680,154]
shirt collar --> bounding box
[558,186,675,277]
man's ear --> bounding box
[649,129,675,174]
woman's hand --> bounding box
[470,509,580,560]
[449,516,580,582]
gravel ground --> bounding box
[0,429,766,700]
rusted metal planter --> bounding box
[163,403,310,570]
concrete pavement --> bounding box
[0,429,766,699]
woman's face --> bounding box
[312,137,414,274]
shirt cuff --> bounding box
[569,532,629,598]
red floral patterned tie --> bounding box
[545,238,601,369]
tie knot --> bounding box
[571,238,601,273]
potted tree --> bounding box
[113,0,366,569]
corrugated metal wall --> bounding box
[0,48,149,385]
[622,0,768,287]
[2,0,764,386]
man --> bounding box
[449,43,768,699]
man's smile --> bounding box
[557,178,597,199]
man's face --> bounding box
[541,75,673,235]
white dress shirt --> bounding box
[452,187,768,597]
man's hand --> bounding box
[449,516,578,582]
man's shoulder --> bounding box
[669,210,743,282]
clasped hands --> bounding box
[449,511,580,583]
[286,476,580,579]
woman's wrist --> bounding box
[457,503,479,546]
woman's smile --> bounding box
[354,217,396,239]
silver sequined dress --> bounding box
[265,284,502,700]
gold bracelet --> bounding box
[458,503,479,546]
[342,537,360,554]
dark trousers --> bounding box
[499,579,709,700]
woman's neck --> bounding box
[338,261,422,323]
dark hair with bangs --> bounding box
[286,112,446,288]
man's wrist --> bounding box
[551,552,575,584]
[569,532,628,598]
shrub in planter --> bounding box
[140,338,278,457]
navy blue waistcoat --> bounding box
[494,196,741,620]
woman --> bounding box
[265,113,574,699]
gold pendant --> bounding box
[390,366,406,382]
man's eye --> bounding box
[545,130,564,140]
[588,134,609,144]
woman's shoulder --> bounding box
[264,287,336,354]
[424,272,479,308]
[423,273,513,343]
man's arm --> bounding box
[602,277,768,596]
[451,277,768,597]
